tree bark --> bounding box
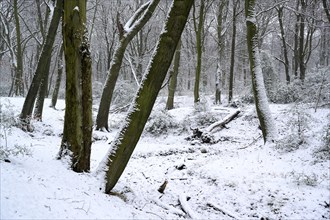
[99,0,193,193]
[228,0,239,103]
[95,0,160,131]
[13,0,24,96]
[33,55,51,121]
[19,0,62,127]
[193,0,205,104]
[277,5,290,84]
[59,0,92,172]
[245,0,276,143]
[166,39,181,110]
[50,44,64,108]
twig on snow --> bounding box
[178,193,200,219]
[238,135,262,149]
[152,198,185,216]
[207,202,241,219]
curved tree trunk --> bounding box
[95,0,160,131]
[166,39,181,110]
[245,0,276,143]
[19,0,62,128]
[98,0,194,193]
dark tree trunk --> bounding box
[95,0,160,131]
[13,0,24,96]
[166,39,181,110]
[59,0,92,172]
[33,56,51,121]
[228,0,239,103]
[100,0,193,193]
[193,0,205,104]
[277,6,290,84]
[50,44,64,108]
[19,0,62,128]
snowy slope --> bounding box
[1,96,329,219]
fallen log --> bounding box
[186,109,241,144]
[206,109,240,133]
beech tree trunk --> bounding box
[245,0,276,143]
[99,0,193,193]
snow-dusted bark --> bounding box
[245,0,276,143]
[98,0,194,193]
[95,0,160,131]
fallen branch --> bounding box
[207,202,241,219]
[178,193,200,219]
[206,109,241,133]
[186,109,241,144]
[152,198,185,216]
[238,135,262,149]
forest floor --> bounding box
[1,96,329,219]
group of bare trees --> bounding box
[1,0,329,192]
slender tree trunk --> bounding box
[13,0,24,96]
[98,0,193,193]
[293,0,300,78]
[193,0,205,104]
[277,6,290,84]
[215,63,221,104]
[322,0,330,23]
[59,0,92,172]
[19,0,62,128]
[245,0,276,143]
[215,0,229,105]
[298,0,306,82]
[50,44,64,108]
[166,39,181,110]
[95,0,160,131]
[228,0,238,103]
[33,56,51,121]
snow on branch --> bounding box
[124,1,151,30]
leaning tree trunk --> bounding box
[19,0,62,128]
[245,0,276,143]
[98,0,194,193]
[59,0,92,172]
[33,55,51,121]
[166,39,181,110]
[95,0,160,131]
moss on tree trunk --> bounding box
[102,0,194,193]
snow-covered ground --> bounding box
[1,96,329,219]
